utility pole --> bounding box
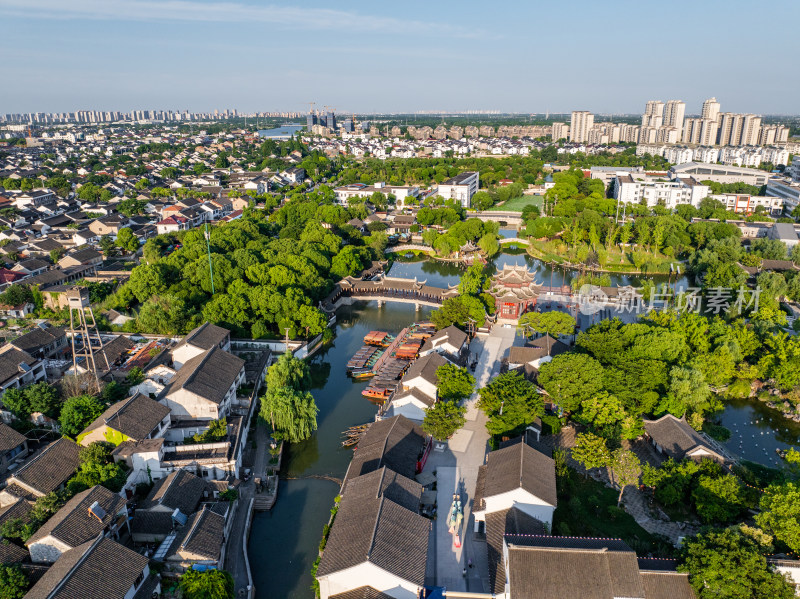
[205,222,215,294]
[284,328,291,353]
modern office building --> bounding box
[569,111,594,143]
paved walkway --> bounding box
[425,325,519,592]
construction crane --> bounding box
[308,101,315,115]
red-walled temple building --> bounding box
[489,264,542,320]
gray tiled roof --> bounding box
[487,507,546,594]
[142,469,207,515]
[403,352,448,386]
[420,325,467,354]
[0,497,33,527]
[26,485,125,548]
[344,415,426,484]
[169,505,227,561]
[330,588,394,599]
[25,537,148,599]
[643,414,723,461]
[0,348,37,386]
[0,422,27,453]
[0,540,28,564]
[506,536,646,599]
[10,326,65,355]
[177,322,230,351]
[162,346,244,405]
[482,438,557,507]
[129,509,174,536]
[80,393,170,442]
[640,571,696,599]
[12,438,81,496]
[342,467,423,513]
[316,488,429,584]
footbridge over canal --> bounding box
[322,275,459,311]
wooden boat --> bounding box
[349,369,375,380]
[362,387,392,400]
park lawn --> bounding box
[527,239,676,275]
[553,468,674,557]
[488,195,543,212]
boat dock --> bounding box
[360,323,436,400]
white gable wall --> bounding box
[483,488,555,529]
[318,562,420,599]
[402,377,437,402]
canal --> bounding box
[248,301,434,599]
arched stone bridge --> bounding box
[321,275,457,312]
[499,237,529,246]
[384,244,434,255]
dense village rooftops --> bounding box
[11,437,80,496]
[26,485,124,547]
[160,345,244,405]
[25,537,148,599]
[80,393,170,441]
[487,507,547,594]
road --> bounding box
[423,325,519,592]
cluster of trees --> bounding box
[179,568,235,599]
[537,310,788,444]
[259,353,318,443]
[421,364,474,440]
[108,197,383,338]
[643,457,752,524]
[421,217,500,257]
[477,371,544,439]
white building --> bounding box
[663,100,686,137]
[614,174,709,208]
[669,162,772,186]
[766,178,800,212]
[712,193,784,216]
[551,122,569,141]
[569,111,594,143]
[436,171,479,208]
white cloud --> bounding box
[0,0,472,37]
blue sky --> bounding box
[1,0,797,115]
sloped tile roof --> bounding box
[12,438,80,496]
[482,439,556,507]
[142,469,207,515]
[80,393,170,442]
[162,346,244,405]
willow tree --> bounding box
[259,352,318,443]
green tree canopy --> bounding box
[571,432,610,471]
[179,568,235,599]
[0,565,30,599]
[537,353,604,413]
[756,482,800,553]
[422,400,467,441]
[477,371,544,437]
[436,364,475,402]
[59,395,104,437]
[679,527,795,599]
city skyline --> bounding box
[1,0,798,114]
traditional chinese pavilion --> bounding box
[489,264,542,320]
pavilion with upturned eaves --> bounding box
[489,264,543,320]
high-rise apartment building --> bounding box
[663,100,686,136]
[569,111,594,143]
[641,101,664,128]
[741,114,762,146]
[551,122,570,141]
[701,97,721,122]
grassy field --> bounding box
[553,468,675,557]
[527,238,675,275]
[488,195,543,212]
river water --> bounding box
[248,252,800,598]
[248,301,434,599]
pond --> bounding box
[387,250,692,291]
[257,124,304,139]
[248,301,434,599]
[716,399,800,467]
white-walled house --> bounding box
[418,325,468,360]
[26,485,128,564]
[159,346,245,421]
[172,322,231,369]
[382,387,434,422]
[472,438,557,533]
[400,352,450,404]
[317,468,428,599]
